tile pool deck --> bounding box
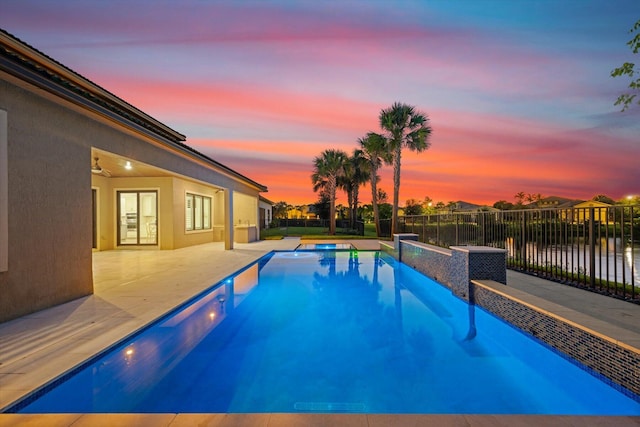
[0,239,639,426]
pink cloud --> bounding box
[97,74,382,140]
[5,1,637,207]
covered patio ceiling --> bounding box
[90,148,174,179]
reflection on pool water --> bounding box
[13,251,640,414]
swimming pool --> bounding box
[10,251,640,414]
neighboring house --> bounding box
[305,204,320,219]
[528,197,613,223]
[0,30,268,322]
[287,204,318,219]
[567,200,613,224]
[258,196,274,229]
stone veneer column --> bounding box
[450,246,507,302]
[393,233,418,261]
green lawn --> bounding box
[261,223,381,240]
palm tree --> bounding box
[311,149,349,235]
[338,164,354,228]
[379,102,432,235]
[340,149,371,230]
[272,201,289,219]
[359,132,391,236]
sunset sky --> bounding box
[2,0,639,206]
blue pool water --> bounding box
[14,251,640,414]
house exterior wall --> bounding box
[92,176,259,250]
[1,63,265,323]
[0,108,7,273]
[92,176,175,250]
[0,32,267,322]
[172,178,217,249]
[0,79,93,322]
[92,174,111,250]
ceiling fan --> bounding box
[91,157,111,177]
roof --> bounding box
[259,195,275,205]
[573,200,612,208]
[0,28,267,192]
[453,201,499,212]
[527,196,582,209]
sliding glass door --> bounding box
[117,191,157,245]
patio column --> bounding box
[224,189,234,250]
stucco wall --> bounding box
[172,178,217,249]
[233,192,258,226]
[92,176,175,250]
[0,79,93,322]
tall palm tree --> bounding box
[338,165,354,228]
[379,102,432,235]
[311,149,348,235]
[349,149,371,230]
[359,132,391,236]
[339,149,371,230]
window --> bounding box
[185,193,212,231]
[185,195,193,230]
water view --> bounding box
[506,239,639,286]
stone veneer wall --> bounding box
[400,243,452,287]
[472,280,640,399]
[450,246,507,300]
[382,235,506,303]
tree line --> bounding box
[402,193,637,216]
[272,192,639,226]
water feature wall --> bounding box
[381,233,507,301]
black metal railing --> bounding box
[398,205,639,303]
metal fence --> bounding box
[398,205,639,303]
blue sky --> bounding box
[2,0,639,205]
